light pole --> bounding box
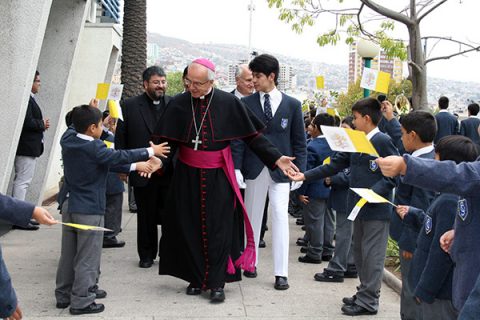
[248,0,255,60]
[357,39,379,97]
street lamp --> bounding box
[357,39,379,97]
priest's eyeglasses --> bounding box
[184,78,210,87]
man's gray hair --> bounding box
[235,64,248,79]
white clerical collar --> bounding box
[412,144,434,157]
[314,135,325,139]
[366,127,380,141]
[153,100,160,105]
[76,133,94,141]
[200,87,213,100]
[438,109,449,113]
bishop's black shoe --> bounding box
[259,239,266,248]
[341,304,377,316]
[139,259,153,268]
[186,283,201,295]
[69,302,105,315]
[243,267,257,278]
[274,276,289,290]
[210,288,225,303]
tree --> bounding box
[166,71,185,96]
[334,79,363,116]
[268,0,480,110]
[121,0,147,99]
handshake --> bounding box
[136,141,170,178]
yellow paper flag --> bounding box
[326,108,339,117]
[108,100,123,121]
[345,128,379,157]
[316,76,325,89]
[60,222,112,232]
[350,188,396,206]
[375,71,391,94]
[104,140,114,149]
[348,198,368,221]
[323,156,331,165]
[96,83,110,100]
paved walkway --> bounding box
[2,200,400,319]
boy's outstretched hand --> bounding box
[149,141,170,158]
[395,205,409,219]
[375,156,407,177]
[440,229,455,254]
[287,171,305,182]
[32,207,56,225]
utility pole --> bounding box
[248,0,255,60]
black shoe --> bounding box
[296,238,308,247]
[298,255,322,264]
[139,259,153,268]
[300,246,307,253]
[342,295,357,306]
[243,267,257,278]
[274,276,289,290]
[70,302,105,315]
[29,219,40,226]
[341,304,377,316]
[129,208,137,213]
[102,237,126,248]
[12,223,39,231]
[210,288,225,303]
[259,239,266,248]
[94,289,107,299]
[322,255,333,262]
[301,225,306,231]
[344,270,358,278]
[56,301,70,309]
[296,218,304,225]
[186,283,201,295]
[314,271,344,283]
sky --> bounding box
[147,0,480,83]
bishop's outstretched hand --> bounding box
[275,156,299,177]
[149,141,170,158]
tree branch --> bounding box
[360,0,414,26]
[408,60,423,72]
[425,45,480,64]
[418,0,448,22]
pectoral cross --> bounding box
[192,135,202,151]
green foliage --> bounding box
[166,71,184,96]
[333,79,363,116]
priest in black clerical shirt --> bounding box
[115,66,172,268]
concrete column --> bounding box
[0,0,53,194]
[25,0,91,205]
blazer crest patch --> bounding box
[424,215,432,234]
[343,168,351,175]
[369,160,378,172]
[457,198,468,221]
[281,118,289,129]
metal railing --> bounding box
[99,0,121,23]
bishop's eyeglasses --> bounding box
[184,78,210,87]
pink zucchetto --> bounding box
[192,58,216,72]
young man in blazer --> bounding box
[434,96,458,144]
[115,66,173,268]
[12,70,50,230]
[233,54,306,290]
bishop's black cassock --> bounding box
[153,88,281,290]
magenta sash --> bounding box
[178,145,256,273]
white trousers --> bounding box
[245,167,290,277]
[12,155,37,201]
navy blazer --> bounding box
[403,193,457,303]
[16,96,46,157]
[298,137,333,199]
[328,167,350,213]
[234,91,307,183]
[434,111,459,144]
[390,150,436,252]
[402,155,480,310]
[460,117,480,145]
[304,131,399,221]
[378,116,404,153]
[0,194,34,318]
[60,128,150,215]
[104,131,126,195]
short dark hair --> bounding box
[351,98,382,125]
[304,118,311,129]
[142,66,166,82]
[438,96,449,109]
[35,70,39,77]
[435,136,479,164]
[333,115,341,127]
[468,103,480,116]
[341,115,355,129]
[72,105,102,134]
[249,54,280,86]
[399,111,437,143]
[312,113,335,131]
[309,109,316,120]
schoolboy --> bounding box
[297,113,335,264]
[55,105,168,315]
[391,110,437,319]
[288,97,399,316]
[396,136,478,320]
